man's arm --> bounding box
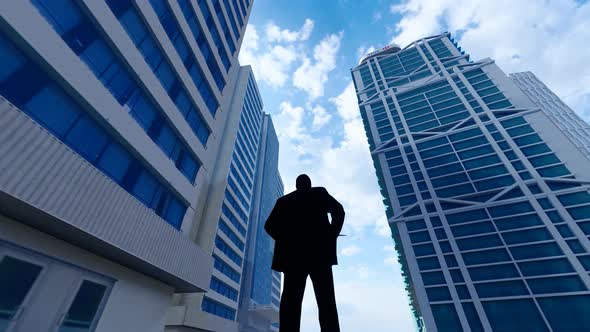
[264,199,282,240]
[322,188,345,237]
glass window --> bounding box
[457,234,502,251]
[33,0,83,35]
[421,271,445,286]
[538,295,590,331]
[483,299,549,332]
[493,213,542,231]
[413,243,436,257]
[462,302,484,332]
[0,256,43,328]
[406,219,426,231]
[558,191,590,207]
[468,263,519,282]
[446,209,488,225]
[132,170,158,205]
[509,242,563,260]
[155,124,177,156]
[451,221,495,237]
[475,280,528,298]
[417,257,440,271]
[0,36,26,81]
[65,117,109,162]
[409,230,430,243]
[538,165,570,177]
[519,258,574,276]
[462,248,511,265]
[58,280,107,332]
[431,304,463,331]
[426,286,452,302]
[450,269,464,282]
[488,202,533,218]
[501,228,552,245]
[24,85,80,137]
[97,143,132,182]
[164,197,186,229]
[527,275,586,295]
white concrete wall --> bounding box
[0,215,174,332]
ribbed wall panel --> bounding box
[0,97,211,292]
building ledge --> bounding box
[0,98,211,292]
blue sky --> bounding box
[239,0,590,330]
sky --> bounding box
[238,0,590,330]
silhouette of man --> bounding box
[265,174,345,332]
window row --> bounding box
[32,0,202,183]
[105,0,211,146]
[0,35,187,229]
[202,297,236,320]
[210,276,238,301]
[146,0,219,114]
[213,254,241,283]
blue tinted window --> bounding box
[527,275,586,294]
[65,117,108,162]
[538,295,590,332]
[447,209,488,225]
[462,302,484,332]
[488,202,533,218]
[509,242,562,260]
[463,248,510,265]
[426,286,452,302]
[483,299,549,332]
[501,228,552,245]
[409,230,430,243]
[475,280,528,298]
[558,191,590,206]
[406,219,426,231]
[468,263,519,282]
[518,258,574,276]
[457,234,502,251]
[451,221,495,237]
[450,269,464,282]
[24,86,79,137]
[413,243,436,256]
[494,213,542,231]
[431,304,463,331]
[421,271,445,286]
[97,144,131,182]
[132,171,158,205]
[417,257,440,271]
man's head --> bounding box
[296,174,312,191]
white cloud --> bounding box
[239,24,301,87]
[311,105,332,130]
[266,18,315,43]
[274,101,306,140]
[340,245,362,256]
[293,32,343,100]
[390,0,590,120]
[372,11,383,23]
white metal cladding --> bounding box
[0,97,211,292]
[353,33,590,332]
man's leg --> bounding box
[309,266,340,332]
[280,270,308,332]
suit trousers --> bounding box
[279,265,340,332]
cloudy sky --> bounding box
[238,0,590,330]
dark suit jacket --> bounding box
[264,187,345,272]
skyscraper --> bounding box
[0,0,253,331]
[352,33,590,332]
[238,114,284,332]
[510,72,590,159]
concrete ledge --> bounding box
[0,98,211,292]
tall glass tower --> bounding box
[238,114,284,332]
[352,33,590,332]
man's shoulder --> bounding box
[311,186,328,194]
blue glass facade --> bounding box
[0,30,187,229]
[237,114,283,332]
[353,33,590,332]
[204,69,265,321]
